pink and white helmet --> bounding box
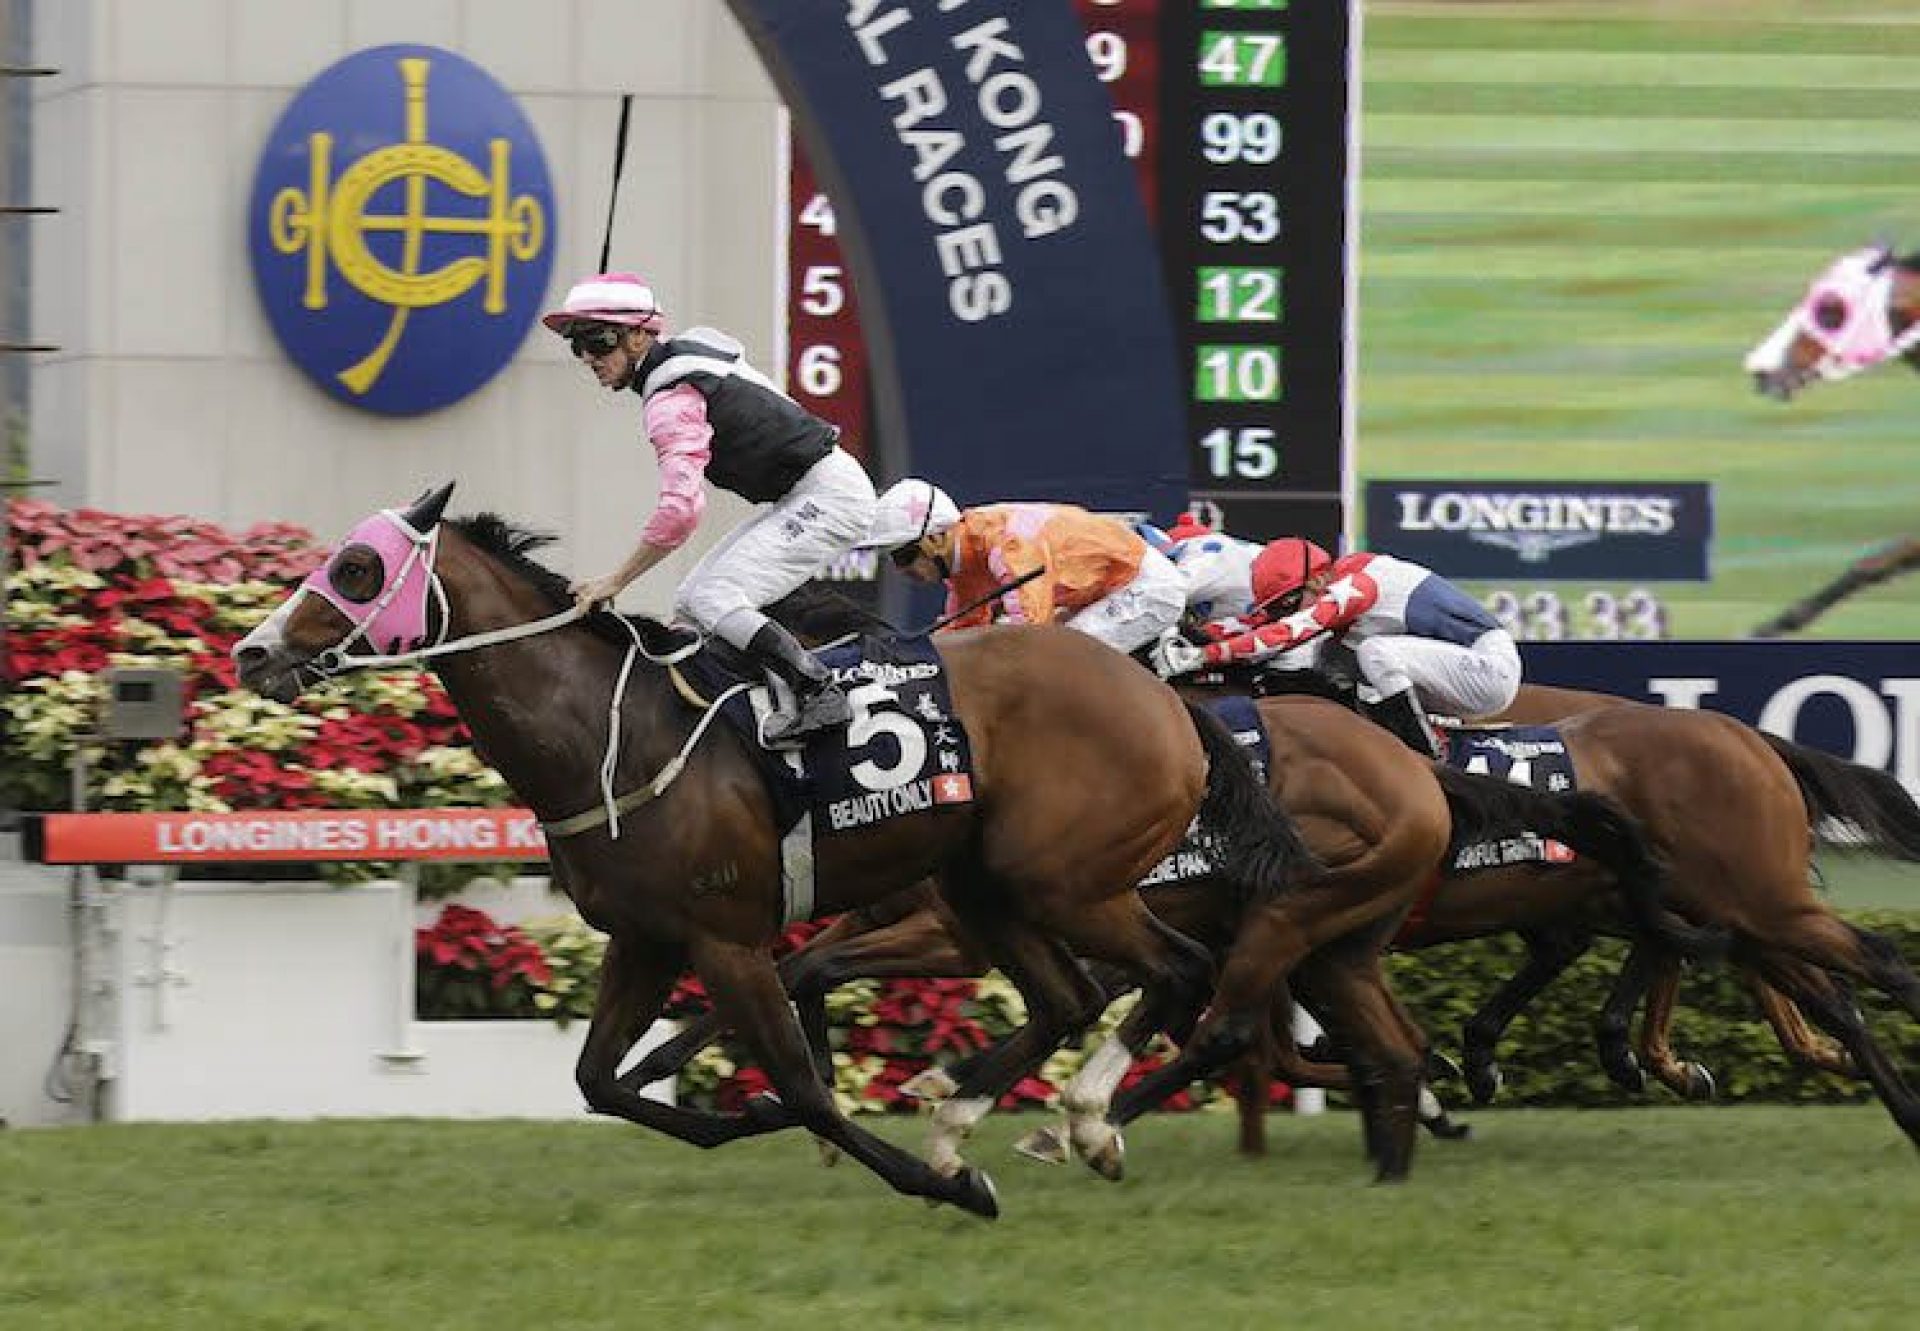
[541,271,666,334]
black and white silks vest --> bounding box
[632,328,838,503]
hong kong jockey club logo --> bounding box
[246,45,555,415]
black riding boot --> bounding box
[1366,687,1442,759]
[746,621,850,745]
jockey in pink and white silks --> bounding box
[546,272,876,744]
[1152,537,1522,756]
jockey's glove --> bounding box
[1149,629,1205,679]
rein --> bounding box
[295,512,733,841]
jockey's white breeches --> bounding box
[674,447,876,650]
[1354,627,1521,720]
[1064,546,1189,655]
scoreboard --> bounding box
[782,0,1356,553]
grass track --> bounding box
[2,1109,1917,1330]
[1359,3,1920,638]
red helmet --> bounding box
[1164,510,1214,543]
[1251,537,1333,608]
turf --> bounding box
[1,1109,1914,1330]
[1359,2,1920,639]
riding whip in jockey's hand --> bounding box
[856,482,1189,656]
[544,271,876,744]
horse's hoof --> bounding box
[1602,1052,1645,1095]
[1012,1124,1071,1166]
[1425,1116,1473,1142]
[1684,1063,1716,1102]
[1084,1130,1125,1183]
[900,1067,959,1102]
[953,1166,1001,1220]
[1465,1061,1502,1105]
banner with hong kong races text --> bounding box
[23,809,550,865]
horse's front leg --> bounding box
[576,934,791,1149]
[689,935,1001,1218]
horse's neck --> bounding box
[432,551,690,821]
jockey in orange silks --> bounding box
[858,480,1188,655]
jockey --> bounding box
[545,271,876,744]
[858,480,1188,655]
[1162,518,1266,625]
[1151,537,1522,757]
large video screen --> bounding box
[1355,5,1920,642]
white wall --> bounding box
[28,0,786,615]
[0,865,672,1124]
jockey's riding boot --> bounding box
[1366,687,1442,760]
[746,621,850,744]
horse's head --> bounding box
[233,482,456,701]
[1744,243,1920,400]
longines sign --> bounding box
[1525,641,1919,791]
[1366,481,1713,580]
[247,46,556,415]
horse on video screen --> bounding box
[1742,242,1920,635]
[230,484,1326,1219]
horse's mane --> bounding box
[448,513,895,653]
[447,513,676,653]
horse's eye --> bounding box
[1812,294,1850,332]
[329,544,385,604]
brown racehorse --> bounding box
[1444,685,1920,1115]
[626,665,1712,1178]
[231,486,1325,1219]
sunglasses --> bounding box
[567,325,625,359]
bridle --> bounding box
[1750,247,1920,388]
[292,508,590,680]
[284,507,722,840]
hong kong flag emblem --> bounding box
[932,773,974,805]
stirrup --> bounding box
[760,685,850,747]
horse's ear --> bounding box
[1868,237,1896,271]
[402,481,456,532]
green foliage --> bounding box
[1389,910,1920,1106]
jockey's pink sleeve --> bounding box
[639,384,712,550]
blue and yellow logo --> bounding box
[247,45,555,415]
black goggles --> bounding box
[567,324,625,358]
[888,545,923,570]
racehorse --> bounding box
[1742,242,1920,636]
[625,598,1713,1177]
[1450,685,1920,1115]
[231,485,1325,1219]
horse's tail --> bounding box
[1761,732,1920,862]
[1184,700,1325,904]
[1431,765,1728,962]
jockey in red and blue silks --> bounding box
[1151,536,1522,757]
[544,271,876,744]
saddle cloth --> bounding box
[680,631,976,922]
[1440,725,1580,871]
[1138,695,1268,887]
